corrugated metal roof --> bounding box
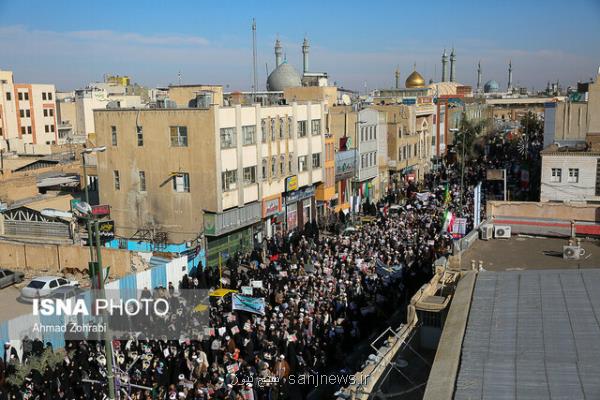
[455,269,600,400]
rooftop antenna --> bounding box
[252,18,258,101]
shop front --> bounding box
[284,184,315,232]
[262,194,282,239]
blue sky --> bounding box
[1,0,599,92]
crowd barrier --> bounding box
[0,255,189,356]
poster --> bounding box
[231,294,266,316]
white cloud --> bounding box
[0,25,597,92]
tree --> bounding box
[454,112,486,161]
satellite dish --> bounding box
[74,202,92,215]
[341,94,351,105]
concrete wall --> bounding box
[0,240,132,276]
[283,86,338,106]
[0,174,38,204]
[488,201,600,222]
[168,85,223,107]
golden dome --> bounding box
[405,70,425,88]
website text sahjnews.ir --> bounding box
[233,373,370,388]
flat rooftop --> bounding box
[454,269,600,399]
[460,236,600,271]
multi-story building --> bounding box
[544,71,600,147]
[0,70,57,154]
[372,102,434,184]
[95,100,326,267]
[540,144,600,202]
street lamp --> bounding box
[44,200,116,399]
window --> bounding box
[170,126,188,147]
[271,119,276,141]
[42,92,47,101]
[262,158,268,180]
[271,156,277,177]
[242,125,256,145]
[19,110,24,118]
[18,92,23,101]
[297,120,307,137]
[28,126,32,134]
[279,118,284,139]
[243,166,256,185]
[220,127,236,149]
[261,119,267,143]
[403,146,407,160]
[43,109,47,117]
[49,280,58,289]
[21,127,26,135]
[222,170,237,191]
[414,144,417,158]
[139,171,146,191]
[111,126,118,146]
[311,119,321,136]
[312,153,321,168]
[6,92,11,101]
[24,92,29,100]
[373,126,377,140]
[26,109,30,118]
[113,170,120,190]
[568,168,579,183]
[298,155,308,172]
[287,117,292,138]
[551,168,561,183]
[49,109,54,117]
[360,127,365,142]
[288,152,293,173]
[50,124,55,132]
[48,92,52,100]
[280,155,285,174]
[137,126,143,146]
[173,173,190,192]
[45,125,50,133]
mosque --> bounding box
[266,37,328,91]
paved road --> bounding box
[0,285,33,322]
[460,236,600,271]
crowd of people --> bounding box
[0,157,490,400]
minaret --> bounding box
[441,49,448,82]
[476,60,482,92]
[274,38,283,67]
[302,37,309,74]
[395,66,400,89]
[507,60,513,91]
[449,48,456,82]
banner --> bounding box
[232,294,265,315]
[452,217,467,239]
[473,182,482,228]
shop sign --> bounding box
[285,175,298,192]
[262,197,281,218]
[91,204,111,216]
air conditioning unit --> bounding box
[480,224,494,240]
[494,225,511,239]
[563,245,585,260]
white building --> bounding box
[217,102,325,237]
[540,146,600,202]
[0,70,57,154]
[75,86,144,139]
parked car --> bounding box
[49,286,83,301]
[0,269,25,289]
[20,276,79,302]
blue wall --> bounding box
[104,239,206,272]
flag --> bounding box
[442,210,455,233]
[444,183,451,205]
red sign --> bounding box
[91,204,111,216]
